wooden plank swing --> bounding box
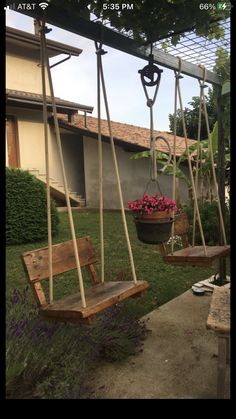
[22,237,148,324]
[158,61,230,267]
[159,213,230,267]
[21,21,148,325]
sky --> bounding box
[6,8,206,132]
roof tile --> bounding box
[58,114,196,156]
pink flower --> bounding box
[128,193,178,215]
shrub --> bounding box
[6,168,59,244]
[182,200,230,245]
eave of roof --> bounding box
[6,89,93,114]
[6,26,83,58]
[56,118,146,152]
[54,114,196,156]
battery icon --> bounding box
[217,2,226,9]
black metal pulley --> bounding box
[138,54,163,87]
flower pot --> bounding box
[134,216,174,244]
[140,211,173,221]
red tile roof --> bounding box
[58,114,196,156]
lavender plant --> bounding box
[6,287,149,399]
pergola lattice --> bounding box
[9,5,230,279]
[153,19,230,72]
[91,15,230,74]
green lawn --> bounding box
[6,210,219,314]
[6,210,226,399]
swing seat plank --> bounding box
[163,245,230,267]
[160,213,230,267]
[22,236,149,324]
[40,280,148,321]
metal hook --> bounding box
[154,136,172,172]
[144,178,163,196]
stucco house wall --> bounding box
[83,135,189,209]
[6,107,48,174]
[6,27,88,200]
[6,54,50,94]
[6,105,86,196]
[6,26,191,209]
[58,132,85,196]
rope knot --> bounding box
[146,98,153,107]
[96,48,107,55]
[39,26,52,34]
[175,73,183,80]
[174,57,183,80]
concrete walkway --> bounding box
[93,290,230,399]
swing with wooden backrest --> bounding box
[21,237,147,324]
[21,20,148,325]
[159,60,230,267]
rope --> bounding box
[146,85,160,181]
[139,55,162,182]
[145,135,172,196]
[200,68,227,245]
[97,46,137,284]
[39,20,87,308]
[171,66,178,255]
[149,103,157,180]
[39,23,53,303]
[95,42,105,283]
[175,58,207,255]
[192,71,205,246]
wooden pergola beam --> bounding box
[14,7,222,86]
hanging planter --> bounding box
[134,216,174,244]
[128,193,178,244]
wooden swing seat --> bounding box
[160,212,230,267]
[21,236,148,324]
[162,245,230,267]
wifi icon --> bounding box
[39,2,49,10]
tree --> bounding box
[50,0,230,44]
[168,90,217,140]
[168,47,230,194]
[213,48,230,142]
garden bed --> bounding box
[6,211,223,399]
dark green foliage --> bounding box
[182,200,230,245]
[6,287,149,399]
[50,0,230,44]
[169,91,217,140]
[213,48,230,142]
[6,168,59,244]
